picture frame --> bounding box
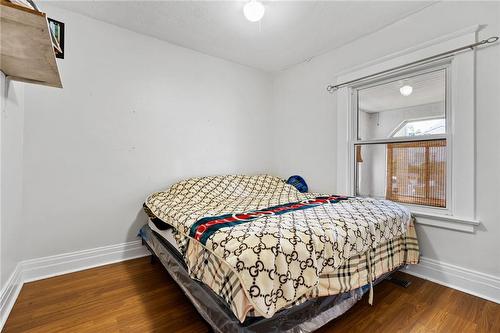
[48,18,65,59]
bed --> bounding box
[139,175,420,332]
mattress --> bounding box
[148,220,181,254]
[147,216,419,319]
[144,175,420,321]
[140,224,385,333]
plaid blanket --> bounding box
[169,223,419,321]
[144,175,417,319]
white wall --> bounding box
[0,74,25,290]
[20,5,273,261]
[2,0,498,302]
[271,1,500,278]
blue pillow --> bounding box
[287,175,308,193]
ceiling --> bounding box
[359,69,446,112]
[49,1,432,72]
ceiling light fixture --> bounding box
[243,0,265,22]
[399,85,413,96]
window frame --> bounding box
[350,62,452,214]
[334,26,481,232]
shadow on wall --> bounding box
[127,208,149,242]
[415,219,488,263]
[2,78,22,112]
[414,224,437,260]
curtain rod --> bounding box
[326,36,499,93]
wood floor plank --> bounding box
[3,257,499,332]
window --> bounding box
[354,67,449,208]
[336,29,478,231]
[391,117,445,137]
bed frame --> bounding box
[139,225,408,333]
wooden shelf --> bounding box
[0,0,62,88]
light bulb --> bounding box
[400,85,413,96]
[243,0,265,22]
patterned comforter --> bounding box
[144,175,418,319]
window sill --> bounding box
[411,211,480,233]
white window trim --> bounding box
[335,25,480,233]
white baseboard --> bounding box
[404,256,500,304]
[22,240,149,283]
[2,247,499,330]
[0,240,149,330]
[0,263,23,330]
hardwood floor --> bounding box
[4,257,499,332]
